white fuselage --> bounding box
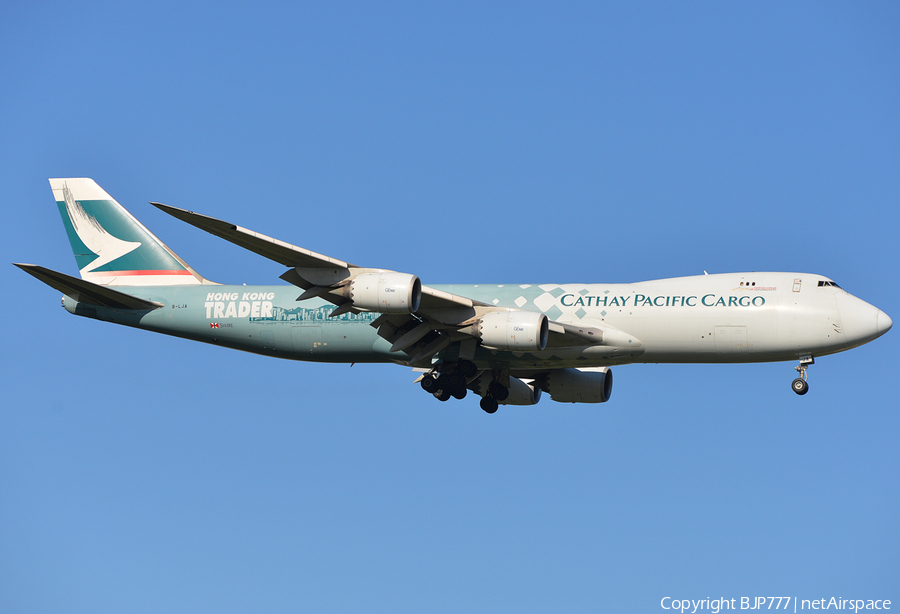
[432,272,890,368]
[60,272,890,372]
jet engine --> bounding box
[344,272,421,313]
[470,373,542,405]
[472,310,549,352]
[541,367,612,403]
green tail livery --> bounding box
[51,178,203,286]
[16,178,892,412]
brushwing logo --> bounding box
[63,182,141,273]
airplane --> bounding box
[16,178,892,413]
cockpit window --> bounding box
[818,280,842,289]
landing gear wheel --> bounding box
[791,378,809,395]
[480,396,499,413]
[435,389,452,402]
[420,375,437,392]
[451,387,468,400]
[448,373,464,389]
[458,360,477,378]
[488,381,509,401]
[792,356,813,396]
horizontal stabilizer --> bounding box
[14,264,163,310]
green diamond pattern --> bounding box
[544,305,563,320]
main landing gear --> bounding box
[479,380,509,414]
[791,356,814,395]
[420,360,478,403]
[479,396,499,413]
[420,361,508,414]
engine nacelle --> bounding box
[346,272,421,313]
[473,310,549,352]
[542,367,612,403]
[470,373,542,405]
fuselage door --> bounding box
[261,328,277,350]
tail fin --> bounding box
[50,178,206,286]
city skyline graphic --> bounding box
[250,303,378,324]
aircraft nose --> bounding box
[877,309,892,336]
[836,293,892,346]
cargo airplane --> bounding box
[16,178,892,413]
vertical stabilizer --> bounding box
[50,178,206,286]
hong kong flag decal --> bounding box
[210,322,219,328]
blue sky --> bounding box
[2,2,898,612]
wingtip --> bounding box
[150,201,205,219]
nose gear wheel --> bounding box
[791,356,814,395]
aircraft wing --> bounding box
[151,202,488,312]
[151,203,355,270]
[151,202,604,363]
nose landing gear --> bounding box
[791,356,814,395]
[791,378,809,395]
